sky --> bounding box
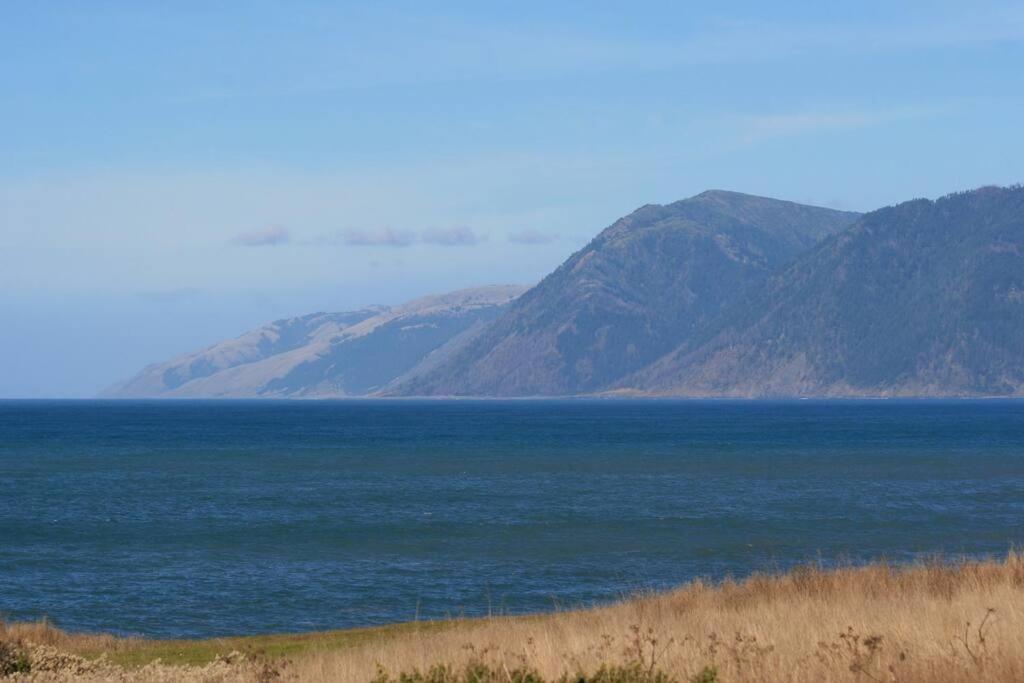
[2,1,1023,397]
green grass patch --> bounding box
[78,619,466,668]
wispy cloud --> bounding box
[728,105,949,147]
[165,6,1024,103]
[746,107,939,135]
[136,287,202,303]
[507,229,556,245]
[420,226,483,246]
[312,226,486,247]
[231,225,290,247]
[336,228,415,247]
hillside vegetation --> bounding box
[396,191,858,396]
[629,186,1024,396]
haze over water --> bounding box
[2,399,1023,639]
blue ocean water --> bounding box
[1,399,1023,639]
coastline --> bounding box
[5,555,1024,681]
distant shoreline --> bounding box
[5,394,1024,401]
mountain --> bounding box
[623,186,1024,397]
[391,190,860,396]
[101,285,526,398]
[107,186,1022,400]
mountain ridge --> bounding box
[389,190,860,396]
[101,284,526,398]
[105,186,1024,399]
[618,185,1024,397]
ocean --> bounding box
[1,399,1022,638]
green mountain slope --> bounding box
[625,186,1024,396]
[392,191,859,396]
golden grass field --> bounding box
[4,554,1024,681]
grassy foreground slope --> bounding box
[4,555,1024,681]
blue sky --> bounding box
[2,1,1023,396]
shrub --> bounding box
[0,639,31,676]
[689,666,717,683]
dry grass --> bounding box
[5,554,1024,681]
